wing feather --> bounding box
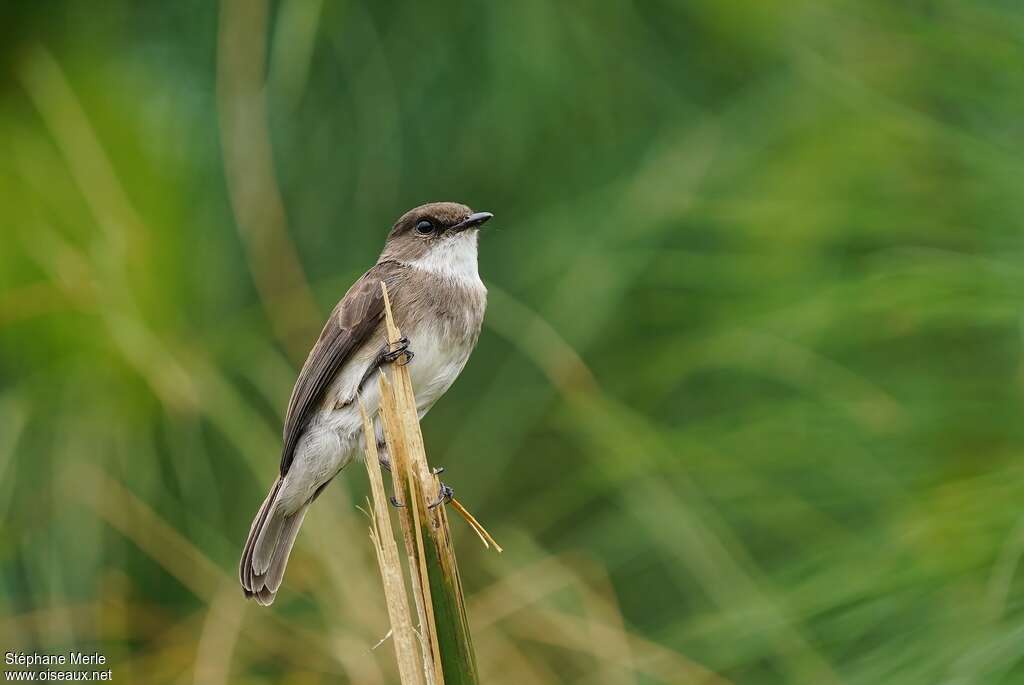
[278,262,396,475]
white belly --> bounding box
[404,320,475,415]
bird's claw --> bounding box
[382,336,414,365]
[428,483,454,510]
[389,495,405,508]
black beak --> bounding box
[453,211,493,231]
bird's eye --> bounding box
[415,219,434,235]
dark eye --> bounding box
[415,219,434,235]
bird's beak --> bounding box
[453,211,493,231]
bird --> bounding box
[239,202,492,605]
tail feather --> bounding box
[240,478,308,606]
[240,478,279,592]
[252,503,287,576]
[265,506,307,592]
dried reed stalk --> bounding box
[367,281,484,685]
[360,400,424,685]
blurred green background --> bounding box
[2,1,1024,683]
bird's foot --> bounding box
[382,336,414,365]
[389,495,405,508]
[428,482,454,510]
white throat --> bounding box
[405,231,483,288]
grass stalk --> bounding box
[360,400,424,685]
[372,281,482,685]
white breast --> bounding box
[404,230,485,290]
[402,231,484,413]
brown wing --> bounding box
[278,262,396,475]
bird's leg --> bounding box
[381,451,406,507]
[375,441,404,507]
[384,459,451,509]
[382,456,406,508]
[368,337,414,511]
[428,476,454,509]
[377,442,392,473]
[380,336,414,365]
[358,337,415,391]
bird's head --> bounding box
[380,202,493,265]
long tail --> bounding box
[239,477,309,606]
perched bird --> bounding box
[240,202,492,605]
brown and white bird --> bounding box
[240,202,492,605]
